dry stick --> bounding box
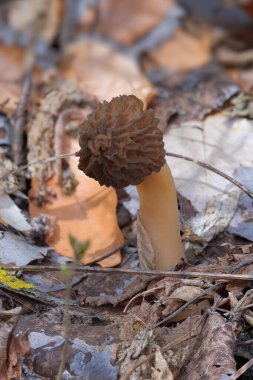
[3,266,253,282]
[13,71,32,165]
[229,356,253,380]
[154,283,220,328]
[236,339,253,346]
[152,255,253,328]
[166,152,253,200]
[56,270,71,380]
[85,244,125,266]
[1,151,253,199]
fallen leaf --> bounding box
[164,110,253,256]
[62,39,156,108]
[13,307,124,379]
[180,313,236,379]
[227,167,253,240]
[28,83,123,266]
[151,64,238,128]
[7,0,61,43]
[0,45,24,110]
[0,317,20,380]
[29,138,124,266]
[147,27,211,73]
[151,349,174,380]
[0,231,48,265]
[75,247,148,306]
[97,0,173,46]
[0,194,32,233]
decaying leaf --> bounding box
[62,39,156,108]
[0,231,49,265]
[151,64,238,128]
[28,83,123,266]
[75,248,148,306]
[97,0,172,46]
[151,349,174,380]
[147,28,212,73]
[180,313,236,379]
[12,307,126,379]
[164,109,253,257]
[137,212,155,269]
[0,194,32,233]
[0,45,24,110]
[29,137,124,266]
[7,0,61,43]
[0,316,20,380]
[27,82,87,181]
[185,188,241,260]
[227,167,253,241]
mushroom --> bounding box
[76,95,184,269]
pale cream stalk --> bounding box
[137,163,184,269]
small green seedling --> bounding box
[68,234,90,263]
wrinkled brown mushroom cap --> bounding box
[76,95,165,188]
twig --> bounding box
[3,266,253,282]
[123,285,166,313]
[1,151,253,199]
[85,244,125,266]
[236,339,253,346]
[153,283,220,328]
[13,71,32,165]
[229,356,253,380]
[59,0,78,48]
[56,269,71,380]
[54,109,87,185]
[152,255,253,328]
[166,152,253,199]
[0,153,75,182]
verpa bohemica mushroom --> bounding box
[76,95,184,270]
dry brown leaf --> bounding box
[7,0,61,43]
[0,318,18,380]
[162,285,208,320]
[29,137,123,267]
[62,40,156,108]
[151,349,174,380]
[166,285,204,303]
[97,0,172,46]
[137,212,155,269]
[148,28,211,73]
[181,313,236,379]
[0,45,24,109]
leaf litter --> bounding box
[1,0,253,379]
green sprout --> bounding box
[68,234,90,263]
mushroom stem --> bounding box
[137,162,184,270]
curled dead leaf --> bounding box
[62,40,156,108]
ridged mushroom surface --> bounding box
[77,95,165,188]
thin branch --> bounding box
[1,151,253,199]
[153,283,220,328]
[85,244,125,266]
[3,265,253,282]
[229,356,253,380]
[56,270,71,380]
[13,71,32,165]
[166,152,253,199]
